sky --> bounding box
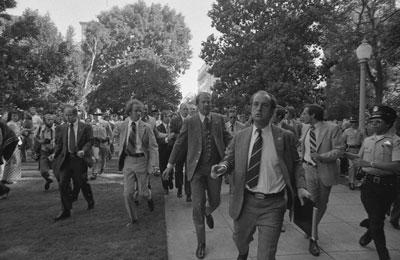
[8,0,217,99]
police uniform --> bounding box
[358,105,400,260]
[342,118,364,188]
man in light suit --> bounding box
[300,104,345,256]
[52,105,94,221]
[113,99,159,226]
[212,91,310,260]
[162,92,232,259]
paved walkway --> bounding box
[165,183,400,260]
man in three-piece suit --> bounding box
[163,92,232,259]
[169,103,191,200]
[156,110,173,194]
[212,91,310,260]
[52,105,94,221]
[300,104,345,256]
[113,99,159,226]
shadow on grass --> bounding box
[0,173,167,260]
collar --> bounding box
[198,112,211,123]
[312,121,323,130]
[252,123,271,136]
[128,117,140,125]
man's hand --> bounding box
[297,188,312,206]
[152,166,161,177]
[162,166,173,180]
[210,164,227,179]
[77,150,85,158]
[310,152,322,162]
[48,154,55,161]
[352,159,370,168]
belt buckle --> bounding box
[373,176,380,184]
[254,193,265,199]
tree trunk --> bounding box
[82,39,97,104]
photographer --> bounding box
[34,114,56,190]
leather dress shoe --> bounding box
[44,179,53,191]
[309,239,320,256]
[147,199,154,211]
[390,219,400,230]
[195,243,205,259]
[359,232,372,246]
[87,201,95,210]
[237,251,248,260]
[126,219,138,227]
[177,192,182,198]
[54,211,71,221]
[349,183,355,190]
[206,214,214,229]
[186,196,192,202]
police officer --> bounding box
[342,117,364,190]
[347,105,400,260]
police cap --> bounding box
[369,105,397,124]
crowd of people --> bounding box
[0,92,399,260]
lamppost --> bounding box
[356,39,372,133]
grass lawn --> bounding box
[0,161,168,260]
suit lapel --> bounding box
[121,120,129,146]
[272,125,292,188]
[194,114,202,146]
[316,122,328,151]
[77,122,84,144]
[238,127,252,179]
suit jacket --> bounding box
[300,121,345,186]
[156,123,172,165]
[223,125,306,220]
[53,121,93,174]
[169,113,184,145]
[112,118,159,172]
[168,112,232,181]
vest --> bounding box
[198,119,220,168]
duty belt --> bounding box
[365,174,396,186]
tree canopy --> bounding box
[86,60,181,113]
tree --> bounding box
[86,60,181,114]
[319,0,400,105]
[0,9,81,110]
[201,0,340,111]
[0,0,16,22]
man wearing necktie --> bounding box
[112,99,159,226]
[212,91,310,260]
[52,105,94,221]
[300,104,345,256]
[162,92,232,259]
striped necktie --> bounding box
[309,126,317,163]
[246,128,262,188]
[126,122,136,155]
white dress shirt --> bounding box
[247,124,285,194]
[67,120,79,153]
[198,112,210,123]
[126,118,144,154]
[304,121,323,165]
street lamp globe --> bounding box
[356,39,372,61]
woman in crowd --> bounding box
[1,111,22,184]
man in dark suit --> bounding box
[169,103,191,200]
[51,105,94,221]
[212,91,310,260]
[163,92,232,259]
[156,110,173,194]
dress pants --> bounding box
[303,164,332,229]
[123,156,149,222]
[175,159,191,196]
[59,155,94,211]
[361,182,396,260]
[391,192,400,224]
[233,192,286,260]
[347,147,360,185]
[191,164,222,244]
